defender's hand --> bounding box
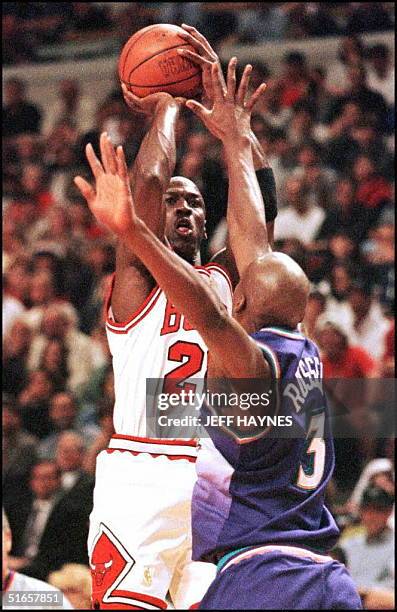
[177,23,226,107]
[121,85,185,117]
[74,132,136,238]
[185,58,267,143]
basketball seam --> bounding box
[125,41,194,83]
[121,71,201,89]
[119,25,160,78]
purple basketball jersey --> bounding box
[192,326,340,563]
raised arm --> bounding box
[82,93,183,322]
[186,59,270,275]
[76,134,269,380]
[177,25,277,278]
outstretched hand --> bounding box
[177,23,226,107]
[74,132,137,238]
[185,58,267,142]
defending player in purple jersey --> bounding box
[193,326,340,563]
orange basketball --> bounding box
[118,24,202,98]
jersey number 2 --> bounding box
[297,412,326,490]
[163,341,205,395]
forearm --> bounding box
[130,99,181,234]
[224,136,270,275]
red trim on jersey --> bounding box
[204,262,233,295]
[194,265,211,277]
[111,591,167,609]
[106,282,161,334]
[111,434,197,447]
[106,448,197,463]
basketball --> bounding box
[118,24,202,98]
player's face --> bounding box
[164,178,206,264]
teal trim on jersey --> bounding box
[262,326,304,339]
[217,547,251,573]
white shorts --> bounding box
[88,435,216,610]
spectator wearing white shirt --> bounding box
[346,282,392,361]
[340,485,395,609]
[275,176,325,245]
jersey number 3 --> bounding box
[163,341,205,395]
[297,412,326,490]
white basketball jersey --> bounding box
[105,264,233,437]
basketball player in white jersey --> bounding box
[74,28,275,610]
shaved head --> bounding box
[233,252,310,332]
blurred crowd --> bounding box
[3,2,395,65]
[2,4,395,609]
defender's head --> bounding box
[164,176,206,265]
[232,252,310,333]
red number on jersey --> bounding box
[163,341,205,395]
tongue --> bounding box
[177,226,191,235]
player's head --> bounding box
[232,252,310,333]
[163,176,206,265]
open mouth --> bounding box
[175,218,193,236]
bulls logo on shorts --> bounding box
[90,523,136,609]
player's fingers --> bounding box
[99,132,112,173]
[226,57,237,101]
[185,100,211,121]
[180,24,216,58]
[86,143,104,179]
[246,82,267,112]
[121,84,141,108]
[101,132,118,174]
[236,64,252,107]
[73,176,95,204]
[211,62,225,101]
[177,48,212,68]
[115,146,130,185]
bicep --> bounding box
[110,243,156,323]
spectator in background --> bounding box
[275,175,325,245]
[326,64,389,134]
[3,78,42,138]
[2,509,73,610]
[293,140,337,210]
[3,319,32,396]
[345,2,393,35]
[340,485,394,609]
[317,176,370,243]
[7,459,91,581]
[48,563,92,610]
[55,431,94,499]
[17,370,54,439]
[316,317,376,378]
[2,395,38,509]
[326,36,365,95]
[367,44,395,109]
[39,339,69,393]
[275,52,311,110]
[27,304,107,392]
[43,78,96,136]
[353,155,392,226]
[69,2,112,33]
[346,282,391,362]
[38,392,99,460]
